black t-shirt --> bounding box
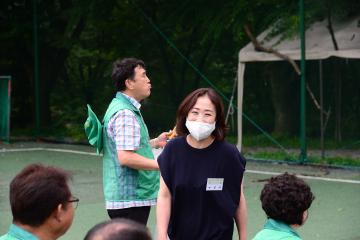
[157,136,246,240]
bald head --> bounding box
[84,218,152,240]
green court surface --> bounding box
[1,143,360,240]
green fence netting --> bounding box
[0,76,11,142]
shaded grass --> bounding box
[225,134,360,167]
[245,151,360,167]
[241,134,360,150]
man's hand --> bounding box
[150,132,169,148]
[156,132,168,148]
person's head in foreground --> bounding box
[2,164,77,240]
[253,172,315,240]
[84,218,152,240]
[175,87,226,143]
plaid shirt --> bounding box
[105,92,156,209]
[107,93,141,151]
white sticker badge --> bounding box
[206,178,224,191]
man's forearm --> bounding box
[117,150,159,170]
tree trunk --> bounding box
[334,59,342,142]
[267,62,297,135]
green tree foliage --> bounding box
[0,0,359,142]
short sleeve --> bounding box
[238,150,246,170]
[107,109,141,150]
[231,144,246,171]
[157,142,173,192]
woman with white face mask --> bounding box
[157,88,247,240]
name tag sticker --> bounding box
[206,178,224,191]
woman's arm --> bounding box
[235,182,247,240]
[157,176,172,240]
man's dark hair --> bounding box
[112,58,146,91]
[84,218,152,240]
[10,164,72,226]
[176,88,227,141]
[260,172,315,225]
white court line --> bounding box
[44,148,100,156]
[1,148,360,184]
[246,170,360,184]
[0,147,100,156]
[0,148,43,152]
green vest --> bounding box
[102,92,159,202]
[252,219,302,240]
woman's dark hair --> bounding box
[10,164,72,226]
[260,172,315,225]
[112,58,145,91]
[176,88,227,140]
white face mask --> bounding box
[185,120,216,141]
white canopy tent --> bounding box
[237,16,360,150]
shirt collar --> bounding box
[117,92,141,110]
[264,218,301,238]
[7,224,39,240]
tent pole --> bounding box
[299,0,307,163]
[237,63,245,152]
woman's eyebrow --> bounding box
[204,109,215,113]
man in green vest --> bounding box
[101,58,167,225]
